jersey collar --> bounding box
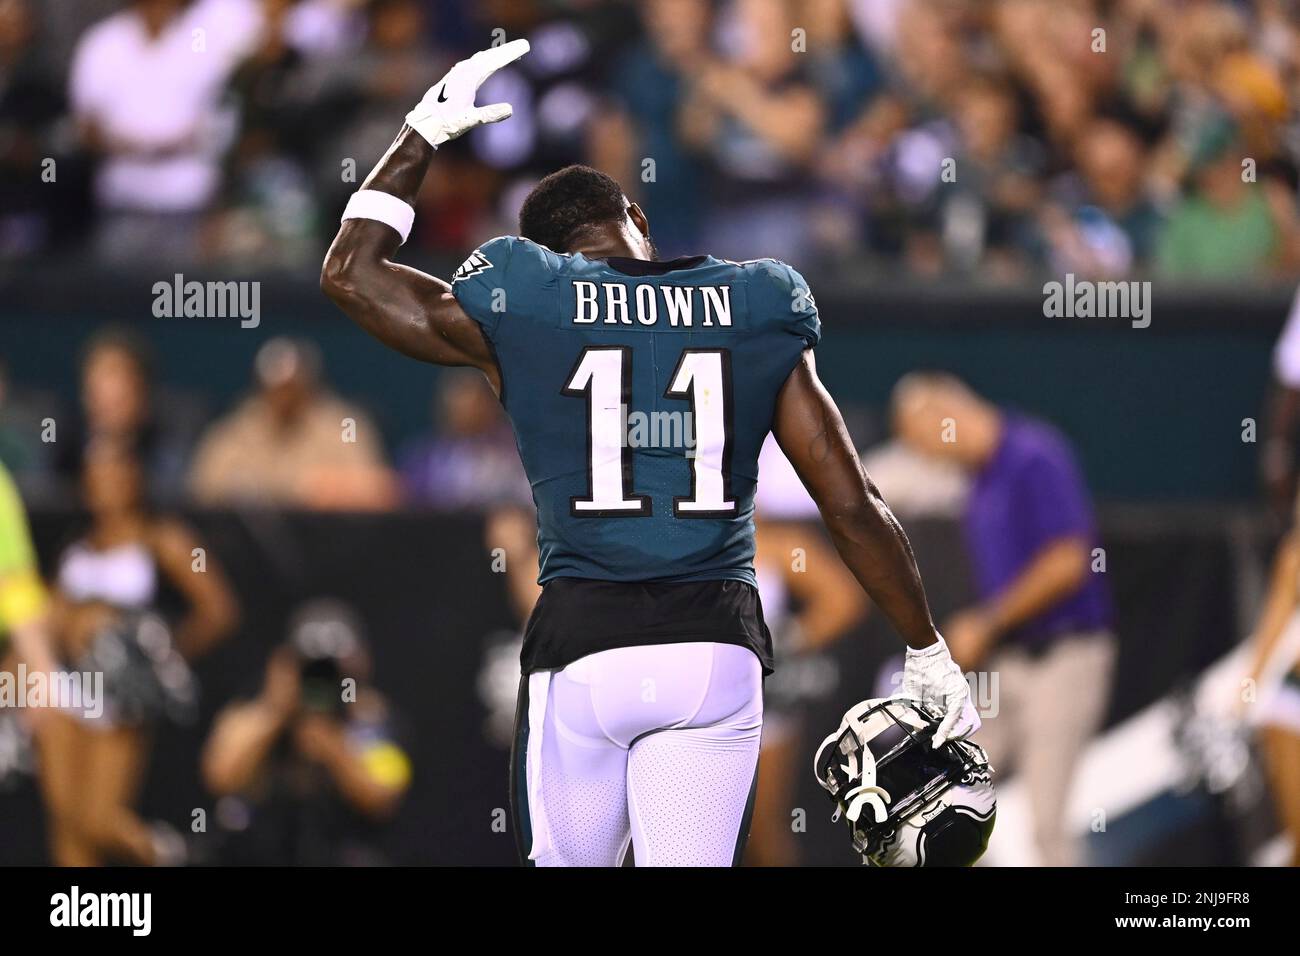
[597,255,710,276]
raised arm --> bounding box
[320,41,531,394]
[319,130,498,386]
[772,350,977,745]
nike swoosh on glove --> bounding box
[896,635,981,747]
[406,39,530,148]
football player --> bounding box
[321,41,978,866]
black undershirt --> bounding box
[521,577,773,676]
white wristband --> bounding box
[341,189,415,244]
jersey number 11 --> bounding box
[562,346,736,519]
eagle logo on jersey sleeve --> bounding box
[452,250,494,283]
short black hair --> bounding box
[518,165,627,253]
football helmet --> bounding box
[813,697,996,866]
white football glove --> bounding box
[896,635,981,748]
[406,39,530,148]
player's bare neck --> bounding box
[574,241,644,261]
[571,223,650,262]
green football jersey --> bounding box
[452,238,820,585]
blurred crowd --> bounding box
[0,328,532,511]
[1,0,1298,281]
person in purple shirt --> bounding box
[893,372,1116,866]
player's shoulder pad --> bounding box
[451,235,564,285]
[740,258,821,348]
[450,236,563,333]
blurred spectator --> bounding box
[313,0,448,231]
[474,504,541,747]
[0,457,55,680]
[680,0,826,262]
[69,0,262,264]
[892,371,1115,867]
[787,0,884,256]
[801,0,881,133]
[941,75,1046,278]
[858,436,969,518]
[0,0,85,259]
[819,0,976,273]
[397,370,530,510]
[330,0,440,152]
[1157,117,1299,279]
[0,457,55,800]
[201,599,410,865]
[188,336,397,509]
[53,328,198,506]
[207,0,325,266]
[279,0,364,58]
[211,0,434,266]
[1042,117,1164,278]
[600,0,714,257]
[483,504,542,627]
[39,439,238,865]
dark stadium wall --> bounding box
[1,279,1287,502]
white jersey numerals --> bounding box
[562,346,735,518]
[562,347,651,516]
[665,350,736,516]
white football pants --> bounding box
[511,642,763,867]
